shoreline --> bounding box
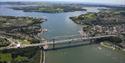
[0,15,46,63]
[100,42,125,52]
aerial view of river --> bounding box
[0,5,125,63]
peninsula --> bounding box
[9,4,86,13]
[0,16,46,63]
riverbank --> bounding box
[0,16,46,63]
[100,42,125,52]
[10,5,86,13]
[0,47,40,63]
[70,10,125,26]
[0,16,45,42]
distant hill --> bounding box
[0,2,125,8]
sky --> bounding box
[0,0,125,5]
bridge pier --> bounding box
[52,39,55,49]
[89,39,95,44]
[39,47,46,63]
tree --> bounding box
[109,37,122,44]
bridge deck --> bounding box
[0,35,116,50]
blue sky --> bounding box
[0,0,125,5]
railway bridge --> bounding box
[0,34,117,50]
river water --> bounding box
[0,5,125,63]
